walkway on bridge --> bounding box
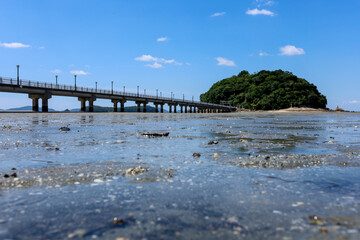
[0,76,236,113]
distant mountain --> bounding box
[6,106,56,111]
[69,105,167,112]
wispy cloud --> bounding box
[279,45,305,56]
[157,37,169,42]
[38,46,45,50]
[135,54,158,62]
[145,62,163,69]
[259,51,270,56]
[216,57,236,67]
[349,100,360,104]
[51,69,62,74]
[211,12,226,17]
[70,70,89,75]
[256,0,275,7]
[135,54,183,68]
[0,42,30,48]
[246,8,274,16]
[85,65,91,68]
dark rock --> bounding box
[113,218,125,226]
[10,173,17,178]
[208,140,219,145]
[193,153,201,158]
[3,174,9,178]
[141,132,169,137]
[11,168,16,170]
[265,156,270,160]
[59,126,71,131]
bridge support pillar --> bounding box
[143,102,147,112]
[160,104,164,113]
[184,106,188,113]
[136,102,141,112]
[169,105,172,113]
[32,98,39,112]
[180,105,183,113]
[174,105,177,113]
[120,100,126,112]
[78,97,87,112]
[29,94,51,112]
[111,100,118,112]
[89,99,94,112]
[154,104,159,113]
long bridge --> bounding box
[0,76,236,113]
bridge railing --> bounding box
[0,76,235,109]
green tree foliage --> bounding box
[200,70,327,110]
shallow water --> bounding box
[0,112,360,239]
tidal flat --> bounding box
[0,112,360,239]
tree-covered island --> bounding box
[200,70,327,110]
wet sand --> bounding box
[0,112,360,239]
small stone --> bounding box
[193,153,201,158]
[11,168,16,170]
[225,130,231,133]
[93,179,104,183]
[113,218,125,225]
[10,173,17,178]
[3,174,9,178]
[328,141,334,144]
[213,153,220,157]
[208,140,219,145]
[320,227,328,234]
[59,126,71,131]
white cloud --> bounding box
[70,70,89,75]
[216,57,236,66]
[145,62,163,69]
[135,54,183,68]
[0,42,30,48]
[246,8,274,16]
[185,62,191,66]
[211,12,226,17]
[157,37,169,42]
[51,69,62,74]
[279,45,305,56]
[38,46,45,49]
[259,51,270,56]
[135,54,158,62]
[349,100,360,104]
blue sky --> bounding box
[0,0,360,111]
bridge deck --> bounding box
[0,76,236,112]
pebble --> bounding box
[213,153,220,157]
[208,140,219,145]
[193,153,201,158]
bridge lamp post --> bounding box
[123,86,125,94]
[95,81,97,92]
[144,89,146,95]
[192,96,194,102]
[74,75,77,91]
[111,81,113,95]
[156,89,158,98]
[160,91,162,97]
[137,86,139,96]
[16,65,20,85]
[171,92,173,101]
[55,75,58,85]
[183,94,184,101]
